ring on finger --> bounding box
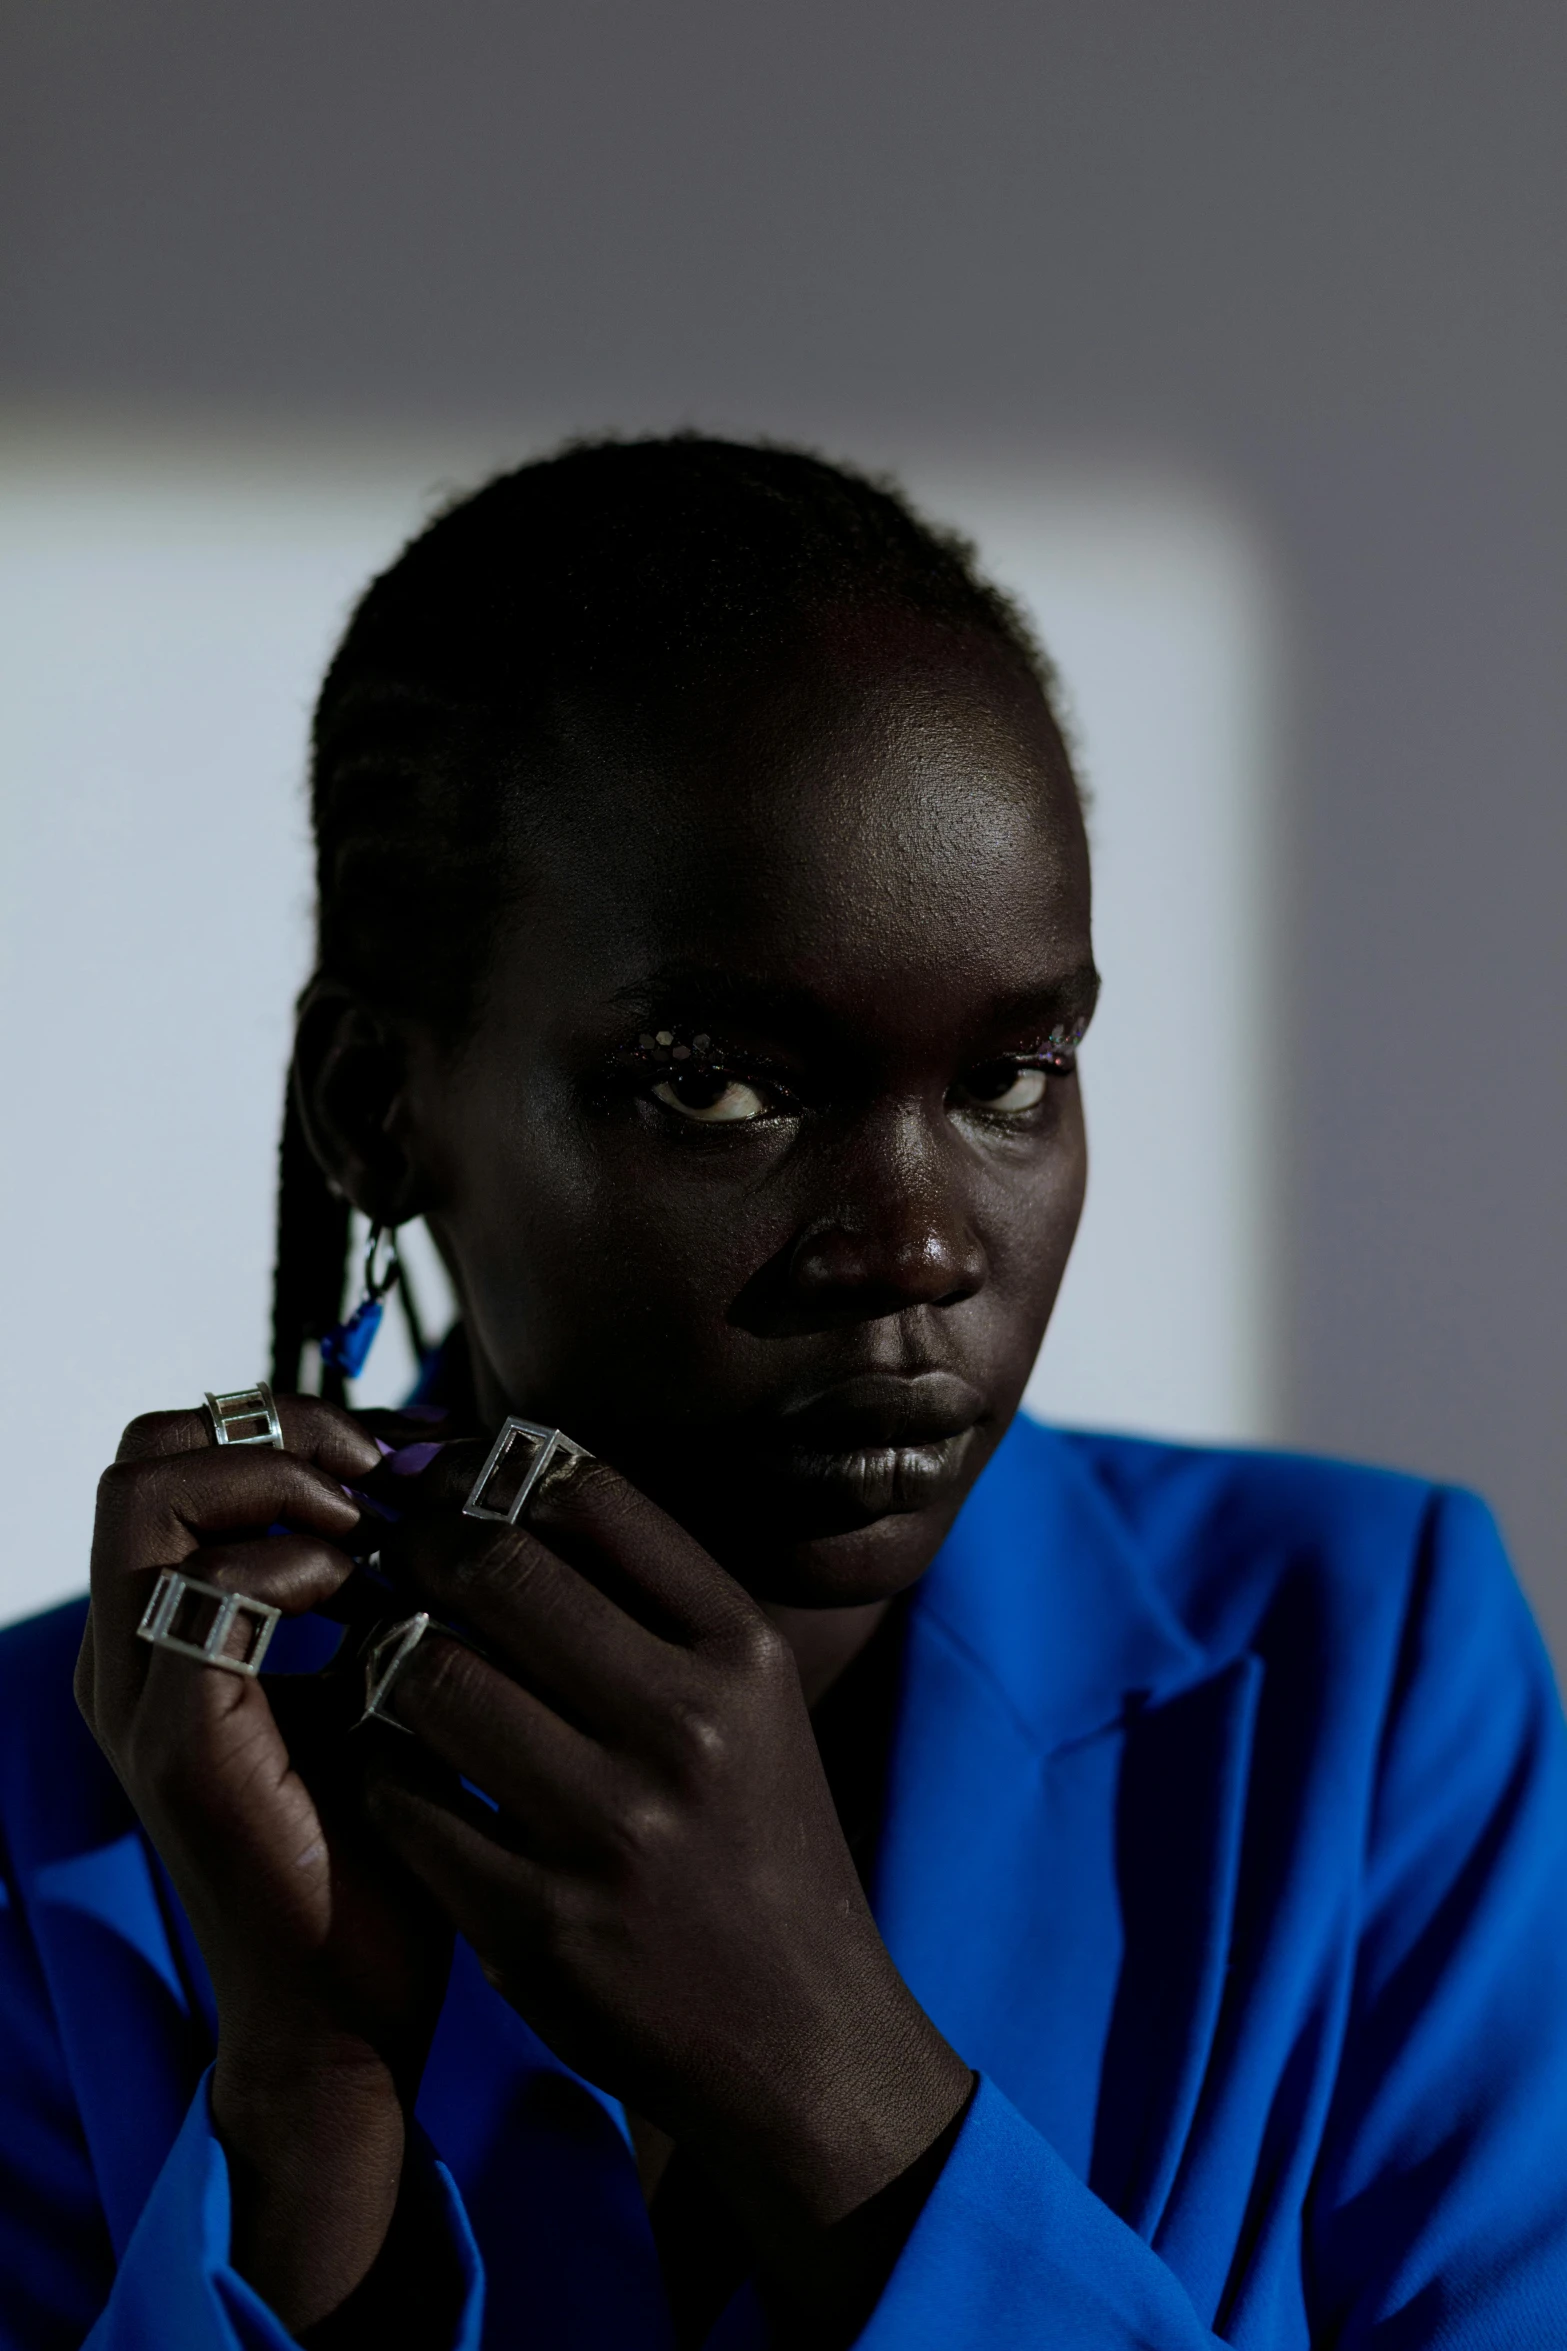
[462,1418,589,1525]
[203,1382,284,1451]
[136,1568,281,1677]
[355,1611,473,1734]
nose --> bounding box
[787,1109,986,1318]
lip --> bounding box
[741,1371,987,1523]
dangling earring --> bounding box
[320,1223,402,1381]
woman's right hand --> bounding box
[74,1396,456,2335]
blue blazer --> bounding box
[4,1418,1567,2347]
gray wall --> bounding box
[5,2,1565,1648]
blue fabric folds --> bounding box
[3,1418,1567,2346]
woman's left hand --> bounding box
[358,1444,971,2291]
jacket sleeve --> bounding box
[80,2073,486,2351]
[0,1864,487,2351]
[0,1836,116,2347]
[854,2073,1225,2348]
[857,1488,1567,2349]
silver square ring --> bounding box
[204,1382,284,1450]
[462,1419,589,1525]
[355,1612,434,1733]
[136,1568,282,1677]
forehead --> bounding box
[506,613,1091,1032]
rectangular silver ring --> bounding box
[136,1568,281,1677]
[355,1611,434,1733]
[204,1382,284,1450]
[462,1418,588,1525]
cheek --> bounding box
[968,1101,1089,1368]
[439,1093,798,1399]
[440,1080,1088,1425]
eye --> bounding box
[652,1067,772,1124]
[954,1059,1048,1116]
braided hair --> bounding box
[271,433,1072,1396]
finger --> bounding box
[359,1435,486,1513]
[87,1449,366,1738]
[378,1511,686,1739]
[196,1532,361,1618]
[91,1534,358,1694]
[124,1636,313,1920]
[380,1625,621,1850]
[95,1447,364,1595]
[363,1759,556,1963]
[114,1393,382,1476]
[362,1433,609,1521]
[377,1438,754,1652]
[528,1457,755,1651]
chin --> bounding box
[618,1409,1011,1608]
[694,1487,970,1609]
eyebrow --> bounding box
[609,959,1102,1041]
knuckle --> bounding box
[473,1525,540,1595]
[565,1458,621,1508]
[408,1629,482,1713]
[118,1412,167,1457]
[607,1789,679,1865]
[668,1698,730,1780]
[93,1465,124,1529]
[115,1409,203,1464]
[437,1520,536,1605]
[539,1872,597,1952]
[96,1455,145,1505]
[94,1455,162,1530]
[730,1613,791,1683]
[464,1528,571,1629]
[280,1392,372,1460]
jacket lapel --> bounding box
[1088,1653,1262,2234]
[876,1421,1261,2234]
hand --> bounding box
[76,1397,457,2332]
[359,1445,973,2322]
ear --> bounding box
[292,980,426,1226]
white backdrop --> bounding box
[0,428,1278,1626]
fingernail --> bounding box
[386,1440,447,1477]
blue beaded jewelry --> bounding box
[320,1223,402,1380]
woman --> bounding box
[2,437,1565,2350]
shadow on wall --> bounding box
[0,426,1280,1625]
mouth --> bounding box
[739,1371,988,1525]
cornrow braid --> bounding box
[271,433,1072,1394]
[272,1086,350,1401]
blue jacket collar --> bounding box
[913,1415,1206,1757]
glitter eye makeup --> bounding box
[610,1023,798,1126]
[627,1025,720,1073]
[608,1013,1090,1127]
[955,1018,1090,1101]
[1036,1016,1090,1073]
[951,1020,1087,1120]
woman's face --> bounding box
[397,608,1096,1608]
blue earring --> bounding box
[320,1223,402,1381]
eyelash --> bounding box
[613,1024,1082,1129]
